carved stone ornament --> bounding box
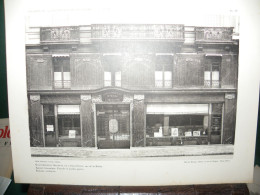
[30,95,40,102]
[225,93,236,100]
[123,94,133,103]
[134,94,145,100]
[92,95,103,103]
[81,95,91,101]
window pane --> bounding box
[54,64,62,72]
[212,63,220,71]
[63,60,70,72]
[204,71,211,87]
[104,72,111,80]
[164,71,172,80]
[54,72,62,88]
[164,71,172,88]
[155,71,163,80]
[115,71,121,80]
[146,104,209,115]
[63,72,70,80]
[54,72,62,80]
[204,71,211,80]
[115,71,121,87]
[146,114,164,137]
[58,115,81,137]
[212,71,219,81]
[57,105,80,114]
[104,72,112,86]
[155,71,163,87]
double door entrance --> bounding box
[96,104,130,149]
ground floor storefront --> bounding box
[28,89,237,149]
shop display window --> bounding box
[58,114,80,138]
[57,105,81,139]
[146,114,208,138]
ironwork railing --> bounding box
[92,24,184,40]
[155,80,172,88]
[53,80,71,89]
[104,80,121,87]
[204,80,220,88]
[40,26,80,44]
[195,27,233,42]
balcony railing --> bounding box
[104,80,122,87]
[91,24,184,40]
[195,27,233,42]
[53,80,71,89]
[155,80,172,88]
[40,26,80,44]
[204,80,220,88]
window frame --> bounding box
[155,54,173,88]
[52,56,71,89]
[204,56,221,88]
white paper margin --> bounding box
[4,0,260,186]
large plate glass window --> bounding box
[57,105,81,147]
[146,104,209,146]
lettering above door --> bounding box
[102,92,124,102]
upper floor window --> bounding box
[204,56,221,88]
[103,54,121,87]
[53,55,71,89]
[155,55,173,88]
[104,71,121,87]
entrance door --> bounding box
[96,104,130,149]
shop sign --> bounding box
[103,92,123,102]
[109,119,118,133]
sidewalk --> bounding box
[31,144,234,158]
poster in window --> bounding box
[171,128,178,137]
[68,130,76,138]
[185,131,192,137]
[46,125,54,132]
[193,131,200,136]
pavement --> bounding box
[31,144,234,158]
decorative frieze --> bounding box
[134,95,145,101]
[81,95,91,101]
[92,95,102,103]
[123,95,134,103]
[92,24,184,40]
[195,27,233,42]
[40,26,80,43]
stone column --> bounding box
[132,95,145,147]
[29,95,44,147]
[80,95,95,147]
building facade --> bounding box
[26,24,238,149]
